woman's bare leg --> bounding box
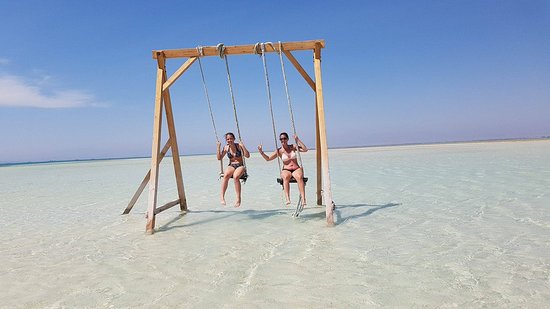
[281,170,292,205]
[293,168,306,206]
[232,166,245,207]
[221,166,235,205]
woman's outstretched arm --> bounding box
[258,144,278,161]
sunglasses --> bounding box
[280,137,288,141]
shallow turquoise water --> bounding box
[1,141,549,308]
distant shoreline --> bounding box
[331,136,550,150]
[2,137,549,167]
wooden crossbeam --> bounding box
[283,50,316,91]
[163,57,197,91]
[123,139,172,215]
[153,40,325,59]
[155,199,181,214]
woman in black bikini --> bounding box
[257,132,308,205]
[217,132,250,207]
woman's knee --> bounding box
[233,168,244,179]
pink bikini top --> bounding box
[281,147,297,163]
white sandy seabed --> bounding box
[1,140,549,308]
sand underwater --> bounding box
[1,140,549,308]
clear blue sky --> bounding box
[1,0,549,163]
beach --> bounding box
[1,140,549,308]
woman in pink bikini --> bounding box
[257,132,308,205]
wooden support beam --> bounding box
[153,40,325,59]
[283,50,316,91]
[313,43,335,226]
[123,139,171,214]
[146,55,166,234]
[163,57,197,91]
[155,199,181,214]
[315,98,322,206]
[162,71,188,211]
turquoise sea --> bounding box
[1,140,549,308]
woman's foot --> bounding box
[220,198,226,206]
[234,199,241,208]
[285,200,291,206]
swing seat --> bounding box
[277,177,308,186]
[219,171,248,181]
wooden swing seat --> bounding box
[277,177,308,186]
[220,172,248,181]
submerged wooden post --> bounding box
[162,70,187,211]
[313,43,335,225]
[146,53,166,234]
[315,98,322,206]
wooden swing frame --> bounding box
[123,39,335,234]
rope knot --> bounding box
[216,43,226,59]
[264,42,275,53]
[254,42,275,56]
[196,46,204,57]
[254,42,262,55]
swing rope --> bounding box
[276,42,308,216]
[277,41,304,170]
[217,43,248,180]
[196,46,220,142]
[255,42,287,206]
[255,42,282,174]
[196,46,223,176]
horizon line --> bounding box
[1,136,549,167]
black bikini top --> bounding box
[226,143,242,159]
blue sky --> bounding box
[1,0,549,163]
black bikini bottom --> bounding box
[229,163,244,169]
[282,167,299,173]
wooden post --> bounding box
[313,43,335,225]
[162,70,188,211]
[315,97,322,206]
[146,52,166,234]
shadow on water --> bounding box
[156,208,289,232]
[332,203,401,225]
[155,203,401,232]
